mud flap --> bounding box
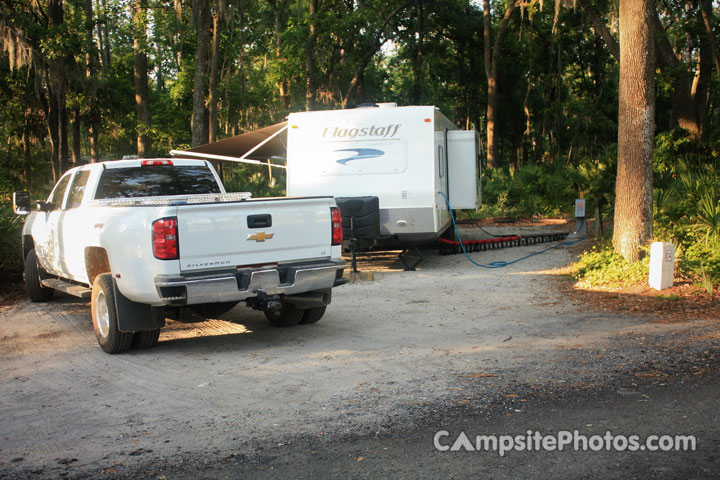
[112,278,166,332]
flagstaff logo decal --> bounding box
[334,148,385,165]
[322,124,401,140]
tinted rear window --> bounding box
[94,165,221,199]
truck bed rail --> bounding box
[91,192,253,207]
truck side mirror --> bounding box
[12,191,31,215]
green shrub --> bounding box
[678,241,720,288]
[478,148,616,219]
[573,239,649,287]
[0,203,24,283]
[221,164,286,197]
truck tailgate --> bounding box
[176,197,334,272]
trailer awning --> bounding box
[170,121,288,167]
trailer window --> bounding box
[95,165,221,199]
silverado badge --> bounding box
[247,232,274,242]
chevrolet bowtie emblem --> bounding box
[247,232,274,242]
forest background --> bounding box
[1,0,718,290]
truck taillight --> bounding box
[153,217,179,260]
[142,159,173,166]
[331,207,343,246]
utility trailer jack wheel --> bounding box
[399,245,424,271]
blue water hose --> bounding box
[439,192,585,269]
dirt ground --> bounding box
[1,223,718,478]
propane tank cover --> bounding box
[649,242,675,290]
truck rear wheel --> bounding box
[301,306,326,324]
[91,274,132,354]
[264,303,304,327]
[132,329,160,349]
[24,249,54,302]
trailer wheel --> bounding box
[132,329,160,349]
[24,249,54,302]
[300,306,326,324]
[91,274,132,354]
[264,303,303,327]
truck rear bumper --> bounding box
[154,260,346,306]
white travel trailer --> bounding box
[285,104,481,244]
[173,104,481,247]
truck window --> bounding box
[66,170,92,208]
[94,165,221,199]
[46,174,72,210]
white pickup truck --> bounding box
[13,158,346,353]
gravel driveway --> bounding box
[1,226,717,478]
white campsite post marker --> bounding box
[649,242,675,290]
[575,198,587,235]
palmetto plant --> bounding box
[672,163,720,243]
[694,189,720,243]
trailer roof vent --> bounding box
[354,102,397,109]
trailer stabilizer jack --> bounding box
[399,245,424,271]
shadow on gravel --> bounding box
[154,316,349,353]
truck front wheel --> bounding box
[91,274,132,354]
[24,249,54,302]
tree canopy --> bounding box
[0,0,718,261]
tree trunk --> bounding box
[652,13,700,136]
[691,1,715,138]
[207,0,223,178]
[59,86,69,171]
[133,0,152,157]
[484,0,517,169]
[94,0,106,72]
[341,1,413,108]
[192,0,211,146]
[268,0,289,109]
[577,0,619,62]
[46,0,68,177]
[98,0,112,71]
[72,107,81,164]
[483,0,493,167]
[411,0,424,105]
[85,0,100,162]
[581,0,708,137]
[208,0,224,144]
[305,0,318,111]
[699,0,720,77]
[613,0,655,262]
